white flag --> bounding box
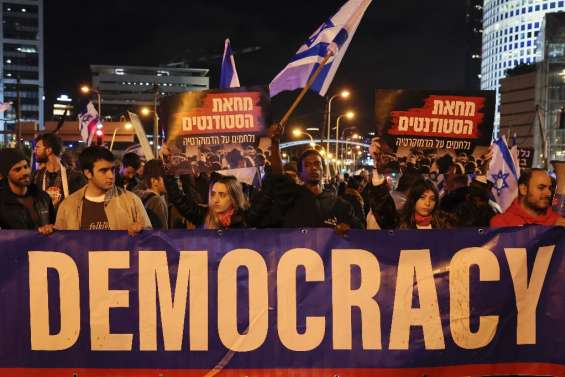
[219,39,240,89]
[77,101,101,146]
[269,0,372,97]
[488,136,521,212]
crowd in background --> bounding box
[0,128,563,235]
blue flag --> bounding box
[269,0,372,98]
[219,38,240,89]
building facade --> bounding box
[0,0,44,141]
[481,0,565,128]
[534,12,565,166]
[498,70,536,148]
[88,65,209,121]
[496,12,565,167]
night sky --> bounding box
[44,0,468,137]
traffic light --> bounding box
[96,129,104,145]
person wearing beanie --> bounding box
[0,148,55,233]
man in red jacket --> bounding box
[490,168,565,227]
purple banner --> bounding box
[0,227,563,376]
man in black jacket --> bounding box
[0,148,55,233]
[264,149,363,230]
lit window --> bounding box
[16,47,37,54]
[21,8,26,12]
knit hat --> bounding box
[0,148,28,178]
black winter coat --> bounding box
[366,180,399,229]
[260,174,364,229]
[0,182,55,230]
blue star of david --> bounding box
[491,170,510,195]
[306,20,334,47]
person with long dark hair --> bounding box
[398,180,452,229]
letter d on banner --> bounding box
[29,251,80,350]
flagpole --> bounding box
[278,51,333,130]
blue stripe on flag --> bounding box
[333,28,349,48]
[269,0,372,97]
[310,62,333,93]
[290,43,330,63]
[497,138,518,179]
[220,39,239,89]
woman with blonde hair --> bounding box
[165,174,252,229]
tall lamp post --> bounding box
[152,84,160,158]
[141,105,160,157]
[335,111,355,170]
[109,120,133,151]
[340,127,356,162]
[292,128,316,148]
[326,90,350,153]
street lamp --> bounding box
[141,102,160,157]
[109,120,133,151]
[335,111,354,167]
[340,127,356,162]
[80,85,102,117]
[292,128,316,148]
[326,90,350,153]
[140,107,151,116]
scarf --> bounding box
[415,213,433,227]
[217,208,235,228]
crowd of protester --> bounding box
[0,129,563,235]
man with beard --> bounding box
[116,152,142,191]
[0,148,55,233]
[34,133,86,209]
[55,146,151,235]
[491,168,565,227]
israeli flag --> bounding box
[219,39,240,89]
[77,100,101,146]
[269,0,372,98]
[488,136,521,212]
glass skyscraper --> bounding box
[481,0,565,126]
[0,0,44,142]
